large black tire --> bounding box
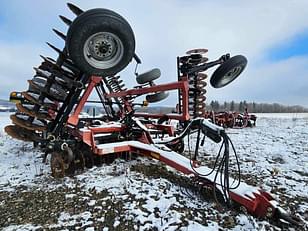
[136,68,161,84]
[146,92,169,103]
[210,55,247,88]
[66,9,135,76]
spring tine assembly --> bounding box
[46,42,65,56]
[104,76,130,108]
[59,15,72,26]
[53,29,67,40]
[67,3,84,16]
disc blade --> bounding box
[10,114,47,131]
[22,91,58,110]
[51,152,66,178]
[197,73,208,81]
[28,80,67,102]
[5,125,42,142]
[16,103,53,121]
[186,48,208,55]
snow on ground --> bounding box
[0,112,307,230]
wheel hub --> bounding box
[84,32,124,69]
[219,66,242,87]
[97,42,111,56]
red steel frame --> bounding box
[67,75,187,150]
[106,76,190,121]
[68,76,102,126]
[63,74,296,224]
[83,140,278,219]
[67,75,190,127]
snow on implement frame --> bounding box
[4,3,303,228]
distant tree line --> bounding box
[207,100,308,113]
[136,101,308,114]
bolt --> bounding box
[266,207,273,217]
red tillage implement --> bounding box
[4,3,302,227]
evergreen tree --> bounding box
[230,101,235,111]
[239,101,244,112]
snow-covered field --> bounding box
[0,112,307,230]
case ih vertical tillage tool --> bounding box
[4,3,302,227]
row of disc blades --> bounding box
[5,3,85,142]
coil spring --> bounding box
[188,72,207,117]
[105,76,127,92]
[104,76,129,104]
[178,52,208,118]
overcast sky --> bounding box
[1,0,308,107]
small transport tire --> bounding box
[210,55,247,88]
[66,8,135,76]
[136,68,161,84]
[146,91,169,103]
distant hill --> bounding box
[136,106,174,114]
[0,99,14,106]
[0,99,15,112]
[2,98,307,114]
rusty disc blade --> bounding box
[187,55,208,65]
[4,125,42,142]
[74,150,85,171]
[22,91,58,110]
[37,62,76,81]
[10,114,47,132]
[189,88,207,96]
[186,48,208,55]
[196,81,207,89]
[28,79,67,102]
[197,73,208,81]
[51,152,66,178]
[22,91,41,105]
[16,103,53,121]
[190,95,206,103]
[189,103,206,110]
[193,88,207,95]
[33,68,69,88]
[188,57,202,65]
[195,109,206,116]
[199,57,209,64]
